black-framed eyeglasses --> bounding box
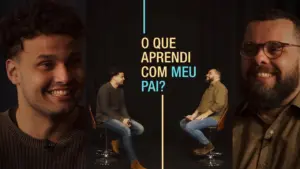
[240,41,300,59]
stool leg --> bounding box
[208,128,212,155]
[105,127,108,150]
[96,128,115,157]
[96,132,103,157]
[198,128,224,167]
[102,128,113,157]
[94,127,118,166]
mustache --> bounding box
[46,80,80,91]
[247,65,280,77]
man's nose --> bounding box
[53,64,72,83]
[254,48,270,65]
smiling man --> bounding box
[180,69,228,155]
[233,9,300,169]
[0,1,91,169]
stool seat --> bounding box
[96,122,106,129]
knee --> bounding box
[180,119,186,130]
[121,127,131,137]
[185,123,196,132]
[136,125,144,135]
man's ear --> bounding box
[6,58,21,85]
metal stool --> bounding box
[88,104,118,166]
[95,124,117,166]
[198,126,223,167]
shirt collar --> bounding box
[210,80,220,87]
[291,92,300,108]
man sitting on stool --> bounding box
[180,69,228,155]
[96,67,146,169]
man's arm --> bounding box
[120,90,130,119]
[195,85,227,120]
[210,85,227,114]
[191,109,199,119]
[97,87,124,121]
[195,109,214,120]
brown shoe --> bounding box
[193,142,214,155]
[131,160,146,169]
[111,140,120,154]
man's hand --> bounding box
[185,115,194,121]
[122,118,131,127]
[195,114,208,120]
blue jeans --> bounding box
[180,117,217,145]
[103,119,144,162]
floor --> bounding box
[90,130,231,169]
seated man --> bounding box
[95,67,146,169]
[180,69,228,155]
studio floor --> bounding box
[90,131,231,169]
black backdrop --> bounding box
[86,0,298,137]
[86,1,300,168]
[86,0,300,137]
[0,0,300,168]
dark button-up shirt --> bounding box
[233,92,300,169]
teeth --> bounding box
[257,73,273,78]
[50,90,70,96]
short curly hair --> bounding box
[108,66,124,80]
[0,1,84,59]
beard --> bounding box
[206,77,213,83]
[21,83,81,119]
[245,63,299,110]
[118,80,124,86]
[25,93,78,118]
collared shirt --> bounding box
[233,92,300,169]
[196,80,228,121]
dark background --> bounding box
[87,0,300,169]
[1,0,300,169]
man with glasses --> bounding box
[233,9,300,169]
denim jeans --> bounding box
[180,117,217,145]
[103,119,144,162]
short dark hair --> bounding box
[248,9,300,39]
[108,67,124,80]
[250,9,300,24]
[0,1,84,59]
[214,68,221,76]
[211,68,221,79]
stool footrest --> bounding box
[208,151,223,157]
[198,158,224,167]
[96,149,115,157]
[95,157,118,166]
